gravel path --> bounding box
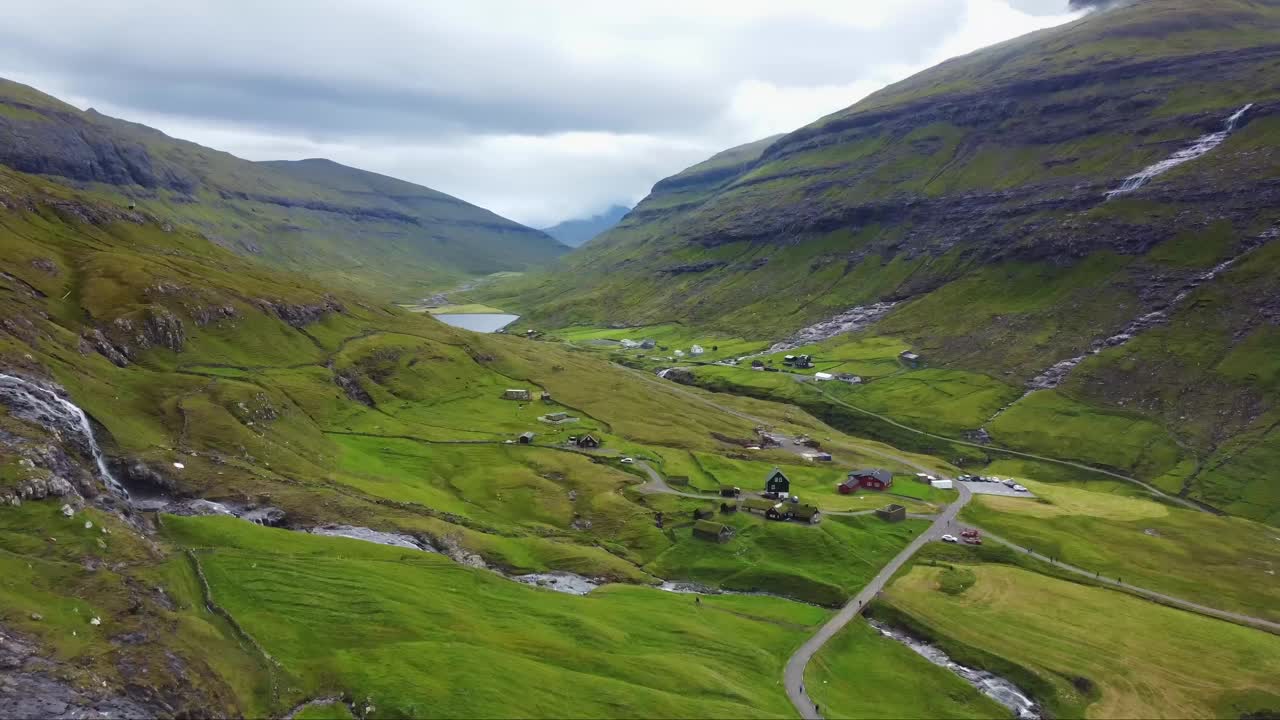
[973,527,1280,636]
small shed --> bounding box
[693,519,735,543]
[546,412,569,422]
[540,391,553,403]
[876,504,906,522]
[899,351,923,368]
[518,432,535,444]
[764,468,791,494]
[575,434,601,449]
[503,389,533,401]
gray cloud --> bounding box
[0,1,1081,226]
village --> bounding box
[494,383,1001,550]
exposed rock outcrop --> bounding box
[254,295,344,328]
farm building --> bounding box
[640,339,656,349]
[575,434,601,449]
[875,504,906,522]
[540,391,553,403]
[502,389,532,401]
[839,469,894,493]
[899,351,923,368]
[803,452,833,462]
[790,504,822,524]
[740,497,776,515]
[518,432,535,444]
[693,520,735,543]
[931,478,954,490]
[814,372,834,381]
[765,502,821,524]
[763,468,791,494]
[690,344,705,356]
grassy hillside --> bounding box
[0,165,972,715]
[881,564,1280,719]
[487,0,1280,521]
[0,78,566,300]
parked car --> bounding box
[1002,479,1017,488]
[1013,484,1028,493]
[787,495,800,504]
[762,491,781,500]
[941,534,959,543]
[960,529,980,538]
[719,486,742,498]
[963,535,983,545]
[620,457,635,464]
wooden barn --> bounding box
[693,520,735,543]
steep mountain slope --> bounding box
[485,0,1280,522]
[541,204,631,247]
[0,78,566,300]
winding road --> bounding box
[783,483,974,719]
[801,381,1210,513]
[973,527,1280,636]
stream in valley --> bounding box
[867,619,1040,719]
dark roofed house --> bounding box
[575,434,601,449]
[839,469,894,493]
[518,431,535,444]
[503,389,533,401]
[764,468,791,494]
[693,519,735,543]
[545,411,570,422]
[899,351,923,368]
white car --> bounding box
[620,457,635,464]
[941,534,959,543]
[1013,484,1028,493]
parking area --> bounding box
[960,481,1035,498]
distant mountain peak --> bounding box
[540,204,631,247]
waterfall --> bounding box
[1105,103,1253,199]
[0,373,128,498]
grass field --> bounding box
[549,323,766,363]
[964,480,1280,623]
[164,515,830,718]
[987,390,1185,481]
[805,620,1006,719]
[883,564,1280,719]
[645,513,929,606]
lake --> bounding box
[433,313,520,333]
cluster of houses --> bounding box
[619,338,656,350]
[692,465,913,542]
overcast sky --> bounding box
[0,0,1083,227]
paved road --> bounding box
[973,527,1280,636]
[802,381,1211,513]
[783,484,974,719]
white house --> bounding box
[690,344,704,356]
[931,479,954,490]
[620,339,640,349]
[814,372,834,381]
[674,349,685,358]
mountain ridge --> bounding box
[0,78,567,299]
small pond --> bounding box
[433,313,520,333]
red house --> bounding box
[837,469,894,494]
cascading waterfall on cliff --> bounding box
[1105,103,1253,199]
[0,373,128,497]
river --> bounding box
[433,313,520,333]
